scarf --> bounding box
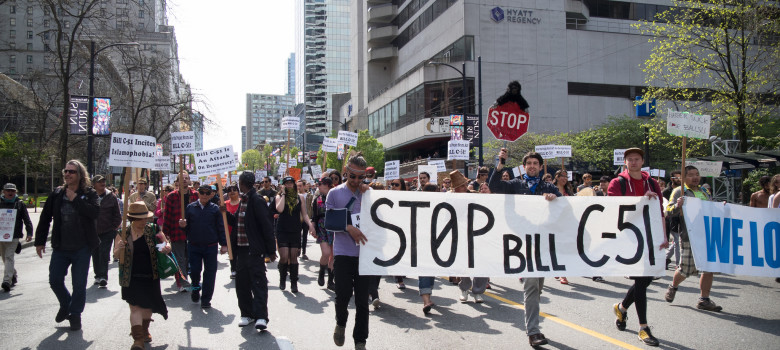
[1,195,17,204]
[285,187,298,215]
[523,174,541,194]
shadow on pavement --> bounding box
[35,328,94,350]
[281,289,329,314]
[237,327,283,350]
[85,285,118,303]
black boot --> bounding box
[327,268,335,291]
[278,263,288,291]
[290,264,299,293]
[318,265,326,287]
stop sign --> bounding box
[487,102,530,142]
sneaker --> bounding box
[613,303,627,331]
[474,294,484,303]
[559,277,569,285]
[459,289,469,303]
[93,278,100,285]
[637,327,659,346]
[529,333,549,346]
[592,276,605,282]
[665,286,677,303]
[230,271,236,279]
[178,285,188,293]
[191,289,200,303]
[300,254,309,261]
[371,297,381,309]
[68,314,82,331]
[333,325,346,346]
[355,342,366,350]
[238,317,255,327]
[255,319,268,331]
[1,281,10,292]
[98,278,107,288]
[696,298,723,312]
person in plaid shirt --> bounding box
[163,171,198,292]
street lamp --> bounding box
[23,156,28,200]
[427,60,469,175]
[87,41,140,176]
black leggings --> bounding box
[621,277,653,324]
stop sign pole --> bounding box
[487,102,530,150]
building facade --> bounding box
[351,0,667,161]
[245,93,296,151]
[287,52,295,96]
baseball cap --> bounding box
[623,147,644,159]
[3,183,17,191]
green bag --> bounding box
[154,237,180,279]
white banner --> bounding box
[0,209,17,242]
[448,140,470,160]
[667,110,711,139]
[194,145,236,176]
[288,157,298,167]
[428,159,446,172]
[153,155,170,171]
[337,131,359,147]
[108,133,157,168]
[278,163,287,175]
[310,165,323,179]
[358,191,666,277]
[613,149,627,166]
[683,198,780,278]
[322,138,338,152]
[685,161,723,177]
[189,174,200,183]
[170,131,196,155]
[384,161,400,180]
[281,116,300,131]
[554,145,572,158]
[302,174,313,183]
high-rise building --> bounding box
[241,126,247,154]
[295,0,351,137]
[287,53,295,96]
[245,93,296,151]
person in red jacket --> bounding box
[163,171,198,292]
[608,148,668,347]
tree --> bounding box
[241,149,262,171]
[635,0,780,201]
[316,130,385,175]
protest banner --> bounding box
[194,146,236,176]
[384,161,400,180]
[288,167,302,181]
[429,159,446,172]
[613,149,627,166]
[667,110,711,139]
[278,163,287,175]
[310,165,323,179]
[418,165,438,184]
[170,131,196,155]
[685,161,723,177]
[683,198,780,278]
[358,191,665,277]
[337,130,359,147]
[289,157,298,167]
[0,209,17,242]
[108,133,157,169]
[447,140,470,161]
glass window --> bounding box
[26,55,32,63]
[399,95,407,118]
[9,55,16,63]
[9,18,15,26]
[27,31,33,39]
[27,6,33,15]
[10,5,16,14]
[139,10,144,18]
[44,19,49,27]
[9,30,16,38]
[27,19,33,27]
[26,43,32,50]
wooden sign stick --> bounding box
[215,174,233,260]
[117,167,132,265]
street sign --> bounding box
[487,102,529,142]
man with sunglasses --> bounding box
[179,185,228,309]
[328,153,372,350]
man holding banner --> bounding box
[489,148,561,347]
[607,147,667,347]
[664,165,723,312]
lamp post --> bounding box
[87,41,140,176]
[50,155,56,192]
[23,156,28,199]
[427,60,469,176]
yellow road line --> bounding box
[485,291,643,350]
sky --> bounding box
[168,1,295,153]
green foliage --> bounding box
[744,168,772,193]
[0,132,50,183]
[240,149,262,171]
[316,130,385,175]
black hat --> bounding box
[282,176,295,184]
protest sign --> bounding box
[358,191,665,277]
[667,110,711,139]
[168,174,178,185]
[429,159,446,172]
[170,131,196,155]
[310,165,323,179]
[302,173,313,183]
[281,116,300,130]
[288,167,302,180]
[641,167,650,173]
[535,145,556,160]
[322,138,338,152]
[418,165,438,184]
[278,163,287,175]
[288,158,298,167]
[613,149,627,166]
[153,155,169,171]
[683,198,780,278]
[384,161,400,180]
[337,131,359,147]
[512,165,526,178]
[447,140,470,160]
[194,146,236,176]
[685,161,723,177]
[108,133,157,168]
[554,145,572,158]
[206,176,217,184]
[189,174,200,183]
[0,209,17,242]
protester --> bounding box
[35,160,99,331]
[163,171,198,292]
[180,184,228,309]
[664,165,724,312]
[274,177,315,293]
[224,171,277,330]
[468,166,489,191]
[542,173,553,184]
[0,183,33,292]
[595,176,610,196]
[297,179,313,261]
[129,178,156,212]
[663,170,683,269]
[329,153,371,350]
[91,175,121,288]
[154,185,174,228]
[501,170,511,181]
[749,176,772,208]
[577,173,592,192]
[478,182,490,193]
[662,171,682,199]
[225,185,241,279]
[553,170,572,285]
[450,171,490,303]
[768,174,780,208]
[418,171,431,189]
[417,182,441,313]
[608,147,668,347]
[440,177,451,192]
[489,148,561,347]
[329,170,343,187]
[114,201,171,349]
[310,177,335,289]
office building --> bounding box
[241,126,247,154]
[287,52,295,96]
[245,93,296,151]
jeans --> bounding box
[523,277,545,336]
[334,256,370,344]
[235,246,270,321]
[368,276,381,300]
[91,231,115,280]
[0,238,19,284]
[459,277,489,294]
[49,246,92,316]
[188,244,218,304]
[418,276,435,295]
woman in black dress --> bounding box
[274,176,315,293]
[114,201,171,350]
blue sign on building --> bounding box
[635,96,656,117]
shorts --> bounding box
[678,241,713,277]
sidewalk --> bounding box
[20,207,44,249]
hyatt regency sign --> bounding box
[490,6,541,25]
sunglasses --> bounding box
[349,173,366,180]
[63,169,77,174]
[391,182,401,187]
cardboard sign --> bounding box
[613,149,627,166]
[512,165,526,178]
[385,161,400,181]
[288,158,298,167]
[170,131,196,155]
[108,133,157,168]
[302,174,313,183]
[429,159,447,172]
[281,116,300,131]
[418,165,438,185]
[554,145,572,158]
[641,167,650,173]
[153,155,169,171]
[447,140,470,161]
[194,146,236,176]
[189,174,201,183]
[685,161,723,177]
[168,174,178,185]
[322,138,338,152]
[310,165,323,179]
[0,209,17,242]
[337,131,359,147]
[667,110,711,139]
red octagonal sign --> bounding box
[487,102,530,142]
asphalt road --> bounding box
[1,209,779,350]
